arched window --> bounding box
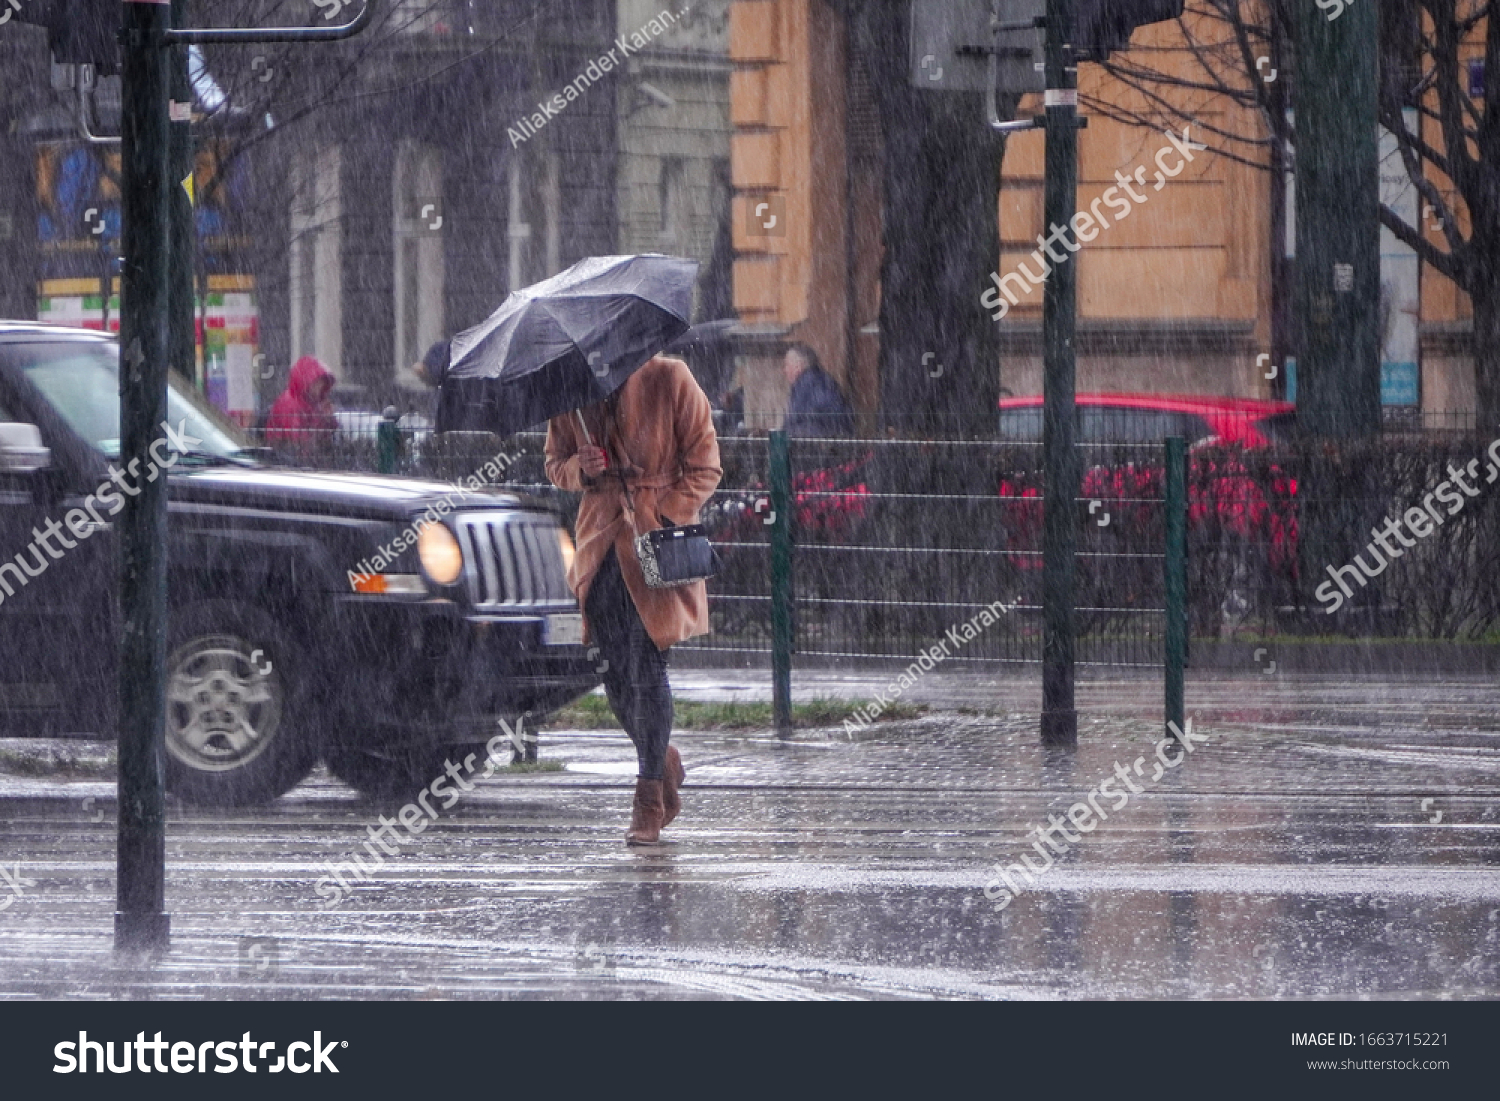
[393,142,445,388]
[507,142,561,292]
[289,145,342,374]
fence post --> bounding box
[769,429,794,737]
[376,406,401,474]
[1039,0,1082,749]
[1164,436,1187,738]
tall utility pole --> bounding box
[116,0,173,950]
[1039,0,1080,747]
[113,0,374,952]
[1293,0,1381,437]
[917,1,1181,744]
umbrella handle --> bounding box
[576,409,609,470]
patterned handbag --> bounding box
[576,406,719,589]
[634,522,720,589]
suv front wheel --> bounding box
[163,601,320,805]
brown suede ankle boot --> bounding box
[661,746,685,827]
[626,778,665,845]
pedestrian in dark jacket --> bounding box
[413,339,449,427]
[782,342,854,437]
[428,340,499,434]
[413,339,450,389]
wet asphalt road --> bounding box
[0,671,1497,1000]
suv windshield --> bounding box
[21,340,248,461]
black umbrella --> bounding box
[440,254,699,436]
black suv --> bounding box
[0,323,597,803]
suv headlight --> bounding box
[557,527,576,574]
[418,522,464,585]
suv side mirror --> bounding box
[0,423,52,473]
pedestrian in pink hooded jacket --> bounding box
[266,356,338,454]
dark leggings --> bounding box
[585,548,673,780]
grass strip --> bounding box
[541,694,927,730]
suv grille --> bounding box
[453,512,573,607]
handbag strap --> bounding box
[593,399,677,532]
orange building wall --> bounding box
[729,0,849,429]
[730,3,1480,421]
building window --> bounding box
[507,143,561,291]
[289,145,342,375]
[659,157,686,248]
[393,142,445,387]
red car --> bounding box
[998,392,1295,449]
[997,393,1300,578]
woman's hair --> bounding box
[785,341,820,374]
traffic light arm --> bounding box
[165,0,374,44]
[76,79,120,144]
[988,5,1043,132]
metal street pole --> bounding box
[109,0,377,955]
[116,0,172,952]
[1292,0,1379,629]
[1040,0,1079,746]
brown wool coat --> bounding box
[544,355,723,650]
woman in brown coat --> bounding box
[545,354,722,843]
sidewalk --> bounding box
[0,671,1496,999]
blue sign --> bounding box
[1381,361,1419,406]
[1282,359,1419,407]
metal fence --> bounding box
[1181,433,1500,641]
[242,416,1500,648]
[675,434,1176,669]
[241,423,1177,669]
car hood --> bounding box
[168,466,526,521]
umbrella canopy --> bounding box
[440,254,699,436]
